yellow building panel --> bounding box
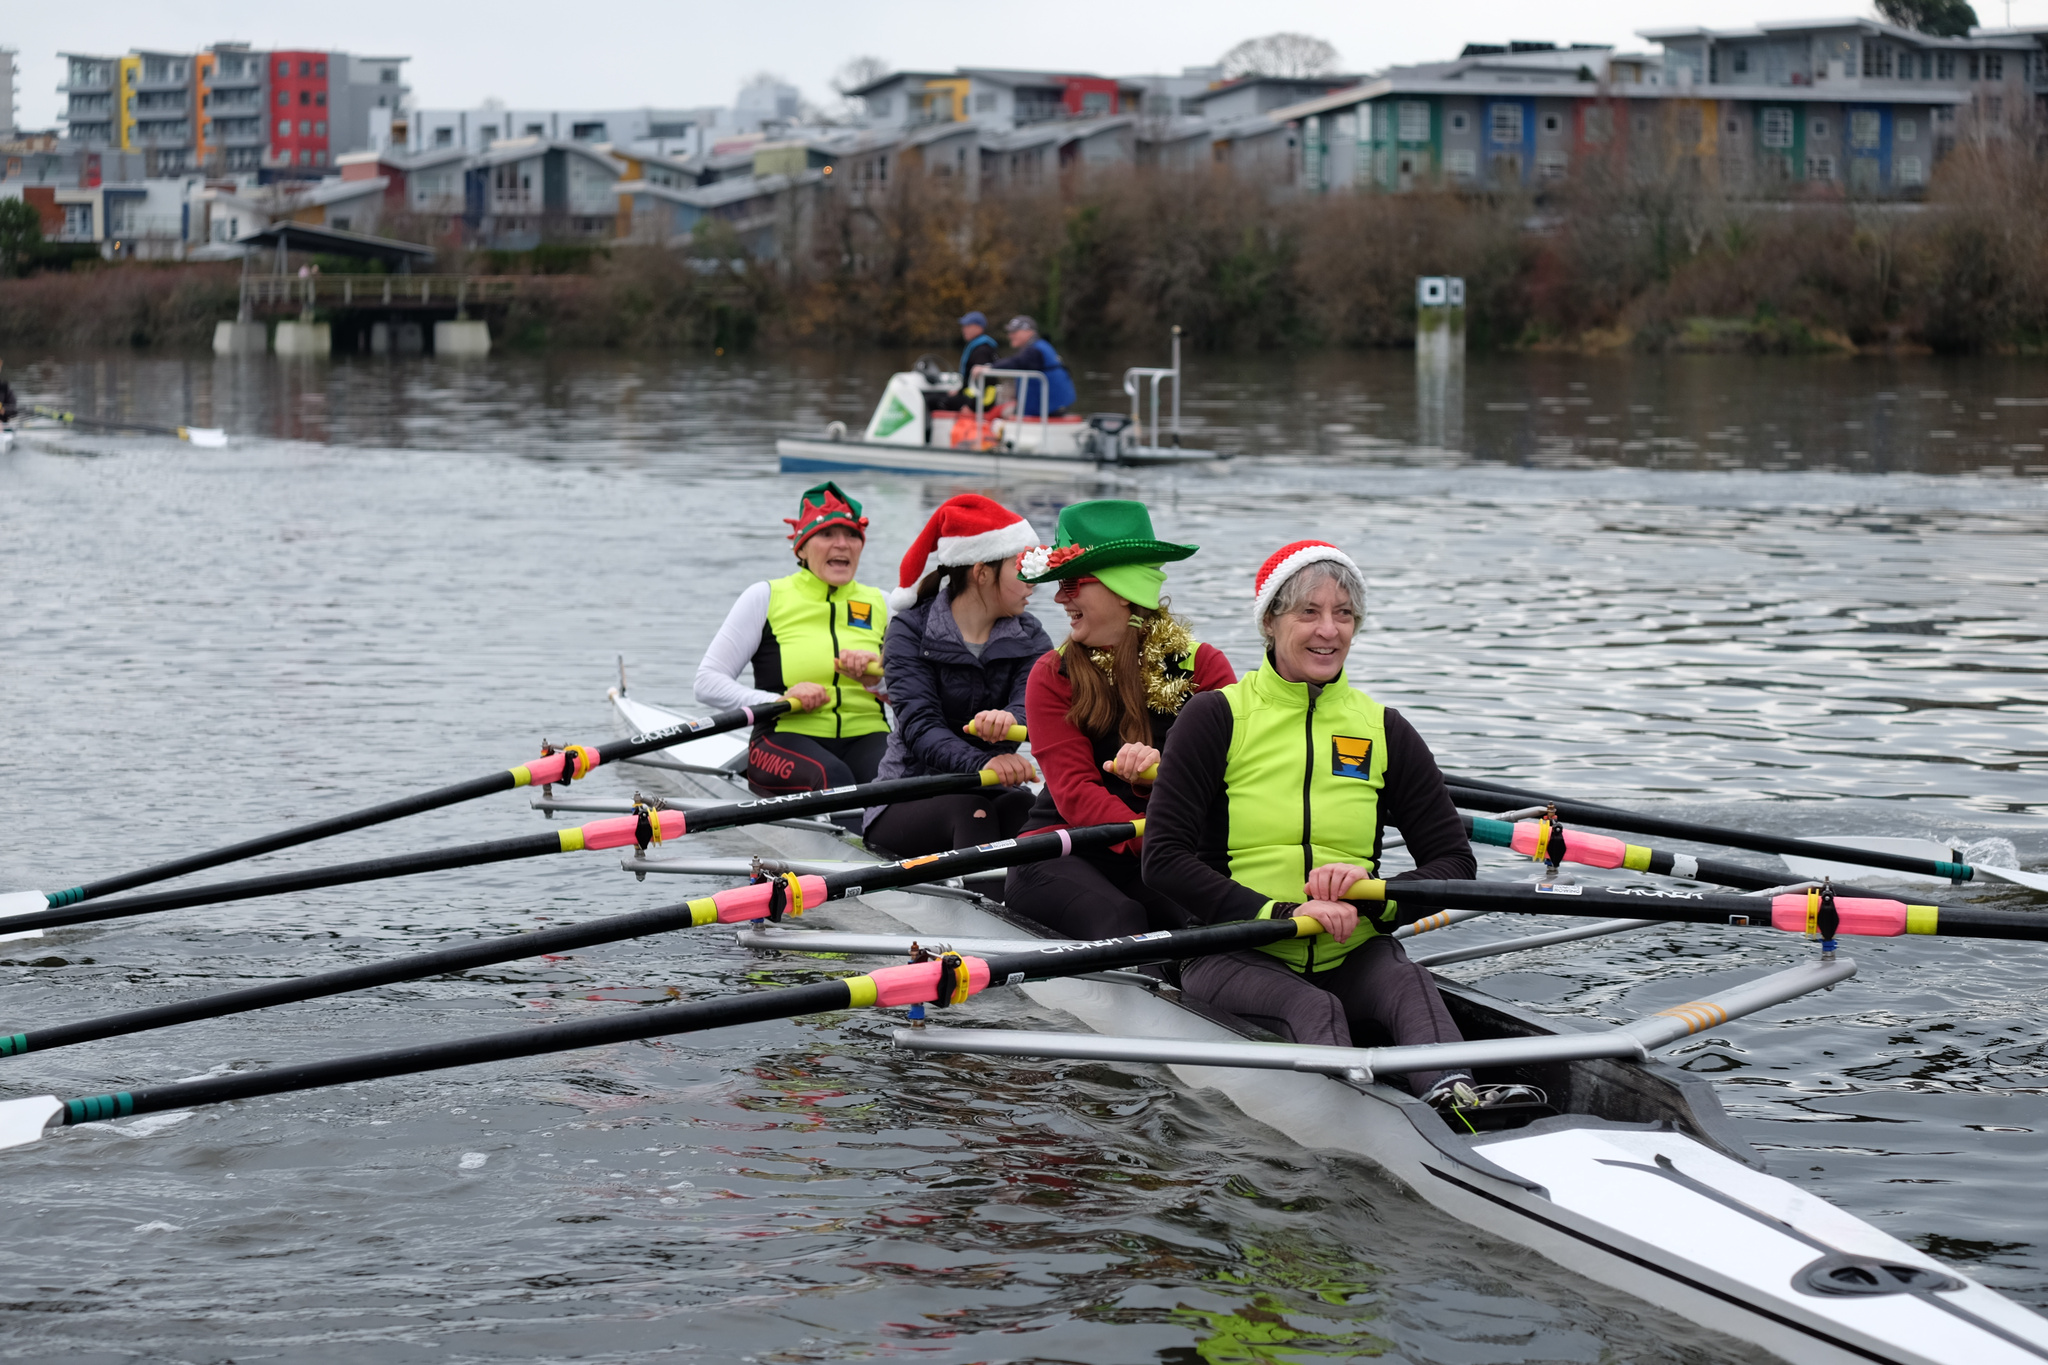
[117,55,139,152]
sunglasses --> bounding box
[1051,576,1102,601]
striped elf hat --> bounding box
[1252,540,1363,632]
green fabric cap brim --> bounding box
[1093,563,1166,611]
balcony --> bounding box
[208,68,264,89]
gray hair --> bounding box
[1260,558,1368,638]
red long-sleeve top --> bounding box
[1022,642,1238,854]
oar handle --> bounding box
[1460,814,1892,897]
[960,723,1029,743]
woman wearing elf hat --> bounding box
[695,481,893,800]
[860,495,1053,857]
[1003,500,1237,940]
[1143,541,1530,1115]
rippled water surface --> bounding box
[1,349,2045,1363]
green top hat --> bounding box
[1017,500,1196,611]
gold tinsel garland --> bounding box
[1085,612,1198,715]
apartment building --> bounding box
[58,45,410,176]
[848,68,1146,131]
[1279,20,2042,197]
[406,107,724,158]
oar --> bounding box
[15,700,793,915]
[0,896,1310,1152]
[27,403,228,448]
[0,820,1140,1061]
[961,725,1162,782]
[1460,814,1890,896]
[1446,778,2048,892]
[4,766,1003,937]
[1339,877,2046,941]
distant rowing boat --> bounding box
[583,685,2048,1365]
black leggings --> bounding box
[746,730,887,796]
[1005,849,1190,941]
[1179,938,1466,1096]
[863,788,1035,858]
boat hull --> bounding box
[776,436,1221,480]
[602,689,2048,1365]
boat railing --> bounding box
[1122,325,1185,454]
[975,369,1051,453]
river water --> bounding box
[1,347,2044,1364]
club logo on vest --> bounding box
[1331,735,1374,780]
[847,600,874,629]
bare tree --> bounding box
[832,55,892,96]
[1220,33,1340,80]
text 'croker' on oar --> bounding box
[0,885,1286,1154]
[7,700,795,918]
[1337,877,2047,942]
[1446,776,2048,893]
[26,403,229,448]
[3,767,1012,937]
[0,820,1139,1063]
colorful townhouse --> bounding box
[1276,19,2042,197]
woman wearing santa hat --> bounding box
[861,495,1052,856]
[1002,500,1237,941]
[695,481,893,803]
[1142,541,1530,1115]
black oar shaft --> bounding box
[1351,879,2040,939]
[56,911,1311,1128]
[681,769,989,833]
[1448,781,1973,882]
[44,702,793,909]
[29,404,187,439]
[1460,814,1888,896]
[20,831,567,936]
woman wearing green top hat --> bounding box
[695,481,893,798]
[1005,500,1237,940]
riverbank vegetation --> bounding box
[2,134,2044,355]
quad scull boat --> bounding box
[592,685,2048,1365]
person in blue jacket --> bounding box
[863,494,1053,857]
[931,312,1001,412]
[976,315,1076,417]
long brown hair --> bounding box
[1064,604,1160,747]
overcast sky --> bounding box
[9,0,2041,128]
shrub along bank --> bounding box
[3,136,2044,355]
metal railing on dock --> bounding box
[239,274,583,314]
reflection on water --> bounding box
[0,348,2043,1362]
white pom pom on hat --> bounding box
[888,495,1041,611]
[1251,540,1363,633]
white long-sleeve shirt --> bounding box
[694,581,784,711]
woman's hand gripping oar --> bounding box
[0,835,1316,1156]
[4,700,797,921]
[0,819,1140,1063]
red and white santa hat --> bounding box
[1252,540,1364,632]
[890,495,1041,610]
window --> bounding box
[869,95,891,117]
[1918,52,1932,78]
[314,61,326,76]
[63,203,93,237]
[1936,53,1955,80]
[1984,54,2002,80]
[1490,102,1523,142]
[1445,148,1478,177]
[315,92,326,106]
[1082,90,1110,115]
[1536,149,1569,179]
[298,90,309,105]
[298,149,311,165]
[1806,153,1835,179]
[1732,47,1749,74]
[1810,117,1829,137]
[523,122,544,136]
[1897,116,1917,142]
[1542,113,1561,132]
[1850,110,1881,147]
[277,90,289,106]
[1897,154,1924,183]
[278,118,292,138]
[314,151,326,165]
[1398,101,1430,141]
[314,120,326,136]
[434,127,453,147]
[974,91,996,112]
[1761,107,1793,148]
[1449,110,1469,132]
[300,61,311,76]
[381,67,397,83]
[481,124,498,141]
[1583,106,1612,142]
[277,60,290,76]
[300,121,311,135]
[572,120,607,140]
[1725,117,1740,134]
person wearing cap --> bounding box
[973,315,1075,417]
[1142,541,1522,1115]
[1004,500,1236,940]
[695,481,892,799]
[929,312,1001,413]
[861,495,1053,857]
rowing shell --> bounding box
[599,687,2048,1365]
